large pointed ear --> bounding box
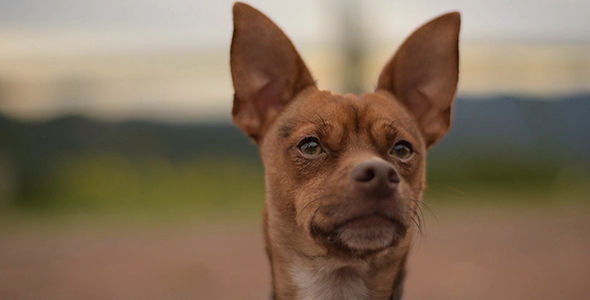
[231,2,316,142]
[377,12,460,147]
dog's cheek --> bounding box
[290,154,328,182]
[397,152,427,193]
[288,152,337,222]
[292,178,327,231]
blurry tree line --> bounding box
[0,95,589,213]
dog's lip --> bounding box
[336,212,404,231]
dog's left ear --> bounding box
[230,2,316,143]
[377,12,460,147]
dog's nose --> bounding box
[351,159,400,194]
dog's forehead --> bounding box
[278,90,422,143]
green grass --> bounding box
[15,153,266,215]
[1,152,588,232]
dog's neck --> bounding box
[265,213,409,300]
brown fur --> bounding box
[230,3,460,299]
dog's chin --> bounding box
[337,215,402,251]
[313,214,408,257]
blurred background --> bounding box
[0,0,589,299]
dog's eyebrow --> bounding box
[385,119,402,135]
[279,123,295,140]
[385,118,422,144]
[349,104,360,133]
[278,118,331,142]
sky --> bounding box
[0,0,589,48]
[0,0,589,122]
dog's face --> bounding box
[230,2,459,257]
[261,90,427,256]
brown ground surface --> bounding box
[1,209,589,300]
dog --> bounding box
[230,2,460,299]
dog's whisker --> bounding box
[404,197,428,237]
[415,203,427,233]
[426,182,467,195]
[418,201,438,225]
[411,214,423,236]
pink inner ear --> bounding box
[247,69,272,97]
[253,76,288,123]
[405,88,431,122]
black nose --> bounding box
[351,159,400,195]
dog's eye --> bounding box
[297,137,323,156]
[391,141,413,160]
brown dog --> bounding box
[230,2,460,300]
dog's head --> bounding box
[230,2,459,257]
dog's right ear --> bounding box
[376,12,460,148]
[231,2,316,142]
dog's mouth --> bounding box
[311,212,408,256]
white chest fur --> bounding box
[291,259,371,300]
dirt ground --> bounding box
[1,209,589,300]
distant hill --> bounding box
[0,94,589,205]
[432,94,590,165]
[0,116,257,175]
